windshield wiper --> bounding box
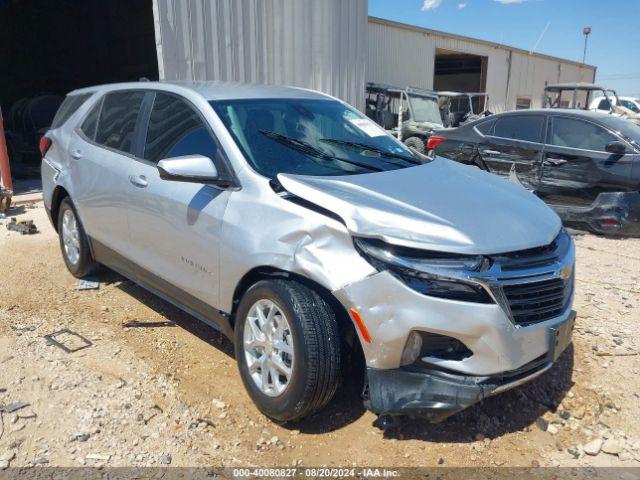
[259,130,383,172]
[319,138,422,165]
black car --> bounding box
[430,109,640,236]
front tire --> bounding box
[235,279,341,422]
[57,197,97,278]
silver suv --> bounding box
[42,81,576,422]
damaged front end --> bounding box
[333,229,576,422]
[364,311,574,422]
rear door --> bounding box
[125,91,234,309]
[538,115,635,207]
[68,90,145,253]
[478,114,546,190]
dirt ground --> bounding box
[0,201,639,469]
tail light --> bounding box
[427,136,446,150]
[39,136,52,157]
[600,218,621,230]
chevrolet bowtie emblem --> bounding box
[560,265,573,280]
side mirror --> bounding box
[605,141,627,155]
[157,155,221,184]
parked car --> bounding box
[42,81,575,422]
[590,95,640,115]
[430,109,640,236]
[437,91,491,127]
[365,82,443,153]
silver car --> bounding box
[41,81,576,422]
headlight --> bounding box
[353,237,493,303]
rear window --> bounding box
[95,91,145,154]
[493,115,545,143]
[51,94,92,129]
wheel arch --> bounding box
[51,185,71,232]
[232,267,361,346]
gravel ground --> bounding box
[0,202,639,469]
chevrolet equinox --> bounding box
[42,82,576,422]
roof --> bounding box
[368,16,597,71]
[438,91,488,97]
[545,83,606,91]
[69,80,333,101]
[493,108,618,121]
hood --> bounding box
[278,158,562,255]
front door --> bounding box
[125,91,233,310]
[69,91,146,254]
[478,114,546,190]
[538,115,636,207]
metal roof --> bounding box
[368,16,597,71]
[544,83,606,91]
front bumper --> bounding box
[365,311,575,421]
[333,270,575,374]
[552,191,640,237]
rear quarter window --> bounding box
[475,119,496,135]
[95,91,145,154]
[51,94,92,129]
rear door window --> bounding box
[493,115,545,143]
[549,117,618,152]
[95,91,145,154]
[144,93,218,163]
[51,94,92,129]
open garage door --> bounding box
[434,48,488,111]
[0,0,158,178]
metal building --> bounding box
[367,17,597,112]
[153,0,369,110]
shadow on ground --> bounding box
[101,270,234,358]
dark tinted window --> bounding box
[597,98,611,110]
[493,115,544,143]
[95,91,145,154]
[475,119,496,135]
[80,98,102,141]
[550,117,618,152]
[212,98,419,179]
[51,94,91,129]
[144,93,217,163]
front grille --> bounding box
[503,276,573,326]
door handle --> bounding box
[543,158,568,167]
[481,149,501,156]
[129,175,148,188]
[70,150,83,160]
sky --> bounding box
[369,0,640,97]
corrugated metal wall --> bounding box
[367,18,596,112]
[152,0,368,110]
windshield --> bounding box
[408,95,443,125]
[211,98,422,179]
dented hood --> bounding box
[278,158,561,255]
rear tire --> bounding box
[235,279,341,422]
[57,197,98,278]
[403,136,425,154]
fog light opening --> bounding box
[400,331,423,366]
